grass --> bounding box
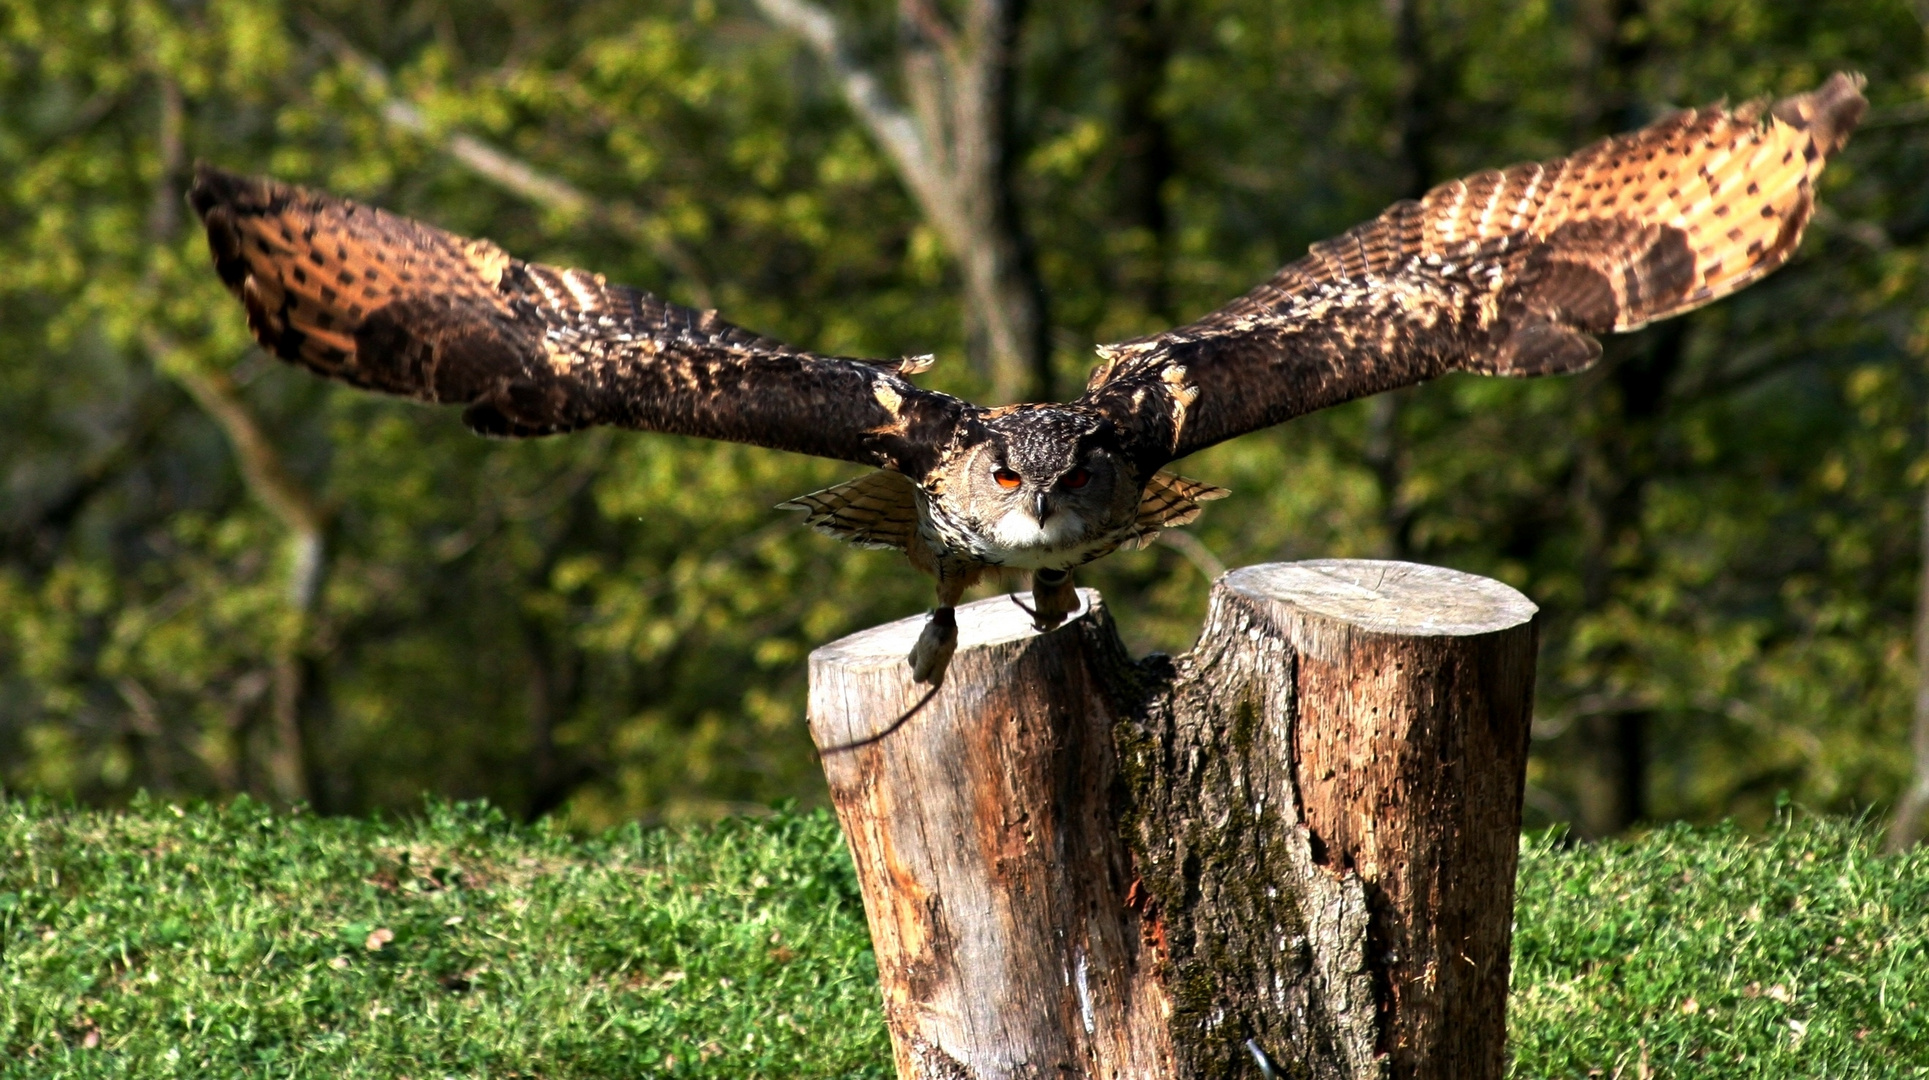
[1510,818,1929,1077]
[0,798,889,1078]
[2,798,1926,1078]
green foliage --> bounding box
[4,799,1927,1076]
[2,0,1929,829]
[0,0,952,822]
[0,797,890,1077]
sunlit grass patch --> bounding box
[1509,817,1929,1078]
[4,799,1927,1077]
[0,797,889,1079]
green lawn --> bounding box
[3,798,1926,1078]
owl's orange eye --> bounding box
[993,467,1022,489]
[1063,467,1091,489]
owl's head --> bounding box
[930,407,1141,568]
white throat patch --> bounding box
[986,506,1092,567]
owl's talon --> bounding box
[909,606,959,685]
[1026,569,1079,632]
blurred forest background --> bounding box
[4,0,1929,836]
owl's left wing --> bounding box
[189,166,972,477]
[1081,73,1865,468]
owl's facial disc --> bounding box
[929,409,1143,567]
[976,455,1121,557]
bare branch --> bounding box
[752,0,954,228]
[148,69,325,802]
[148,78,187,241]
[114,676,164,737]
[1887,476,1929,852]
[1156,529,1227,581]
[389,106,594,217]
[757,0,1053,401]
[147,335,329,604]
[309,22,716,309]
[899,0,961,60]
[147,335,328,805]
[899,0,966,88]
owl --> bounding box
[191,74,1865,688]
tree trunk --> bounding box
[1111,0,1176,325]
[811,590,1174,1077]
[1363,0,1454,564]
[809,559,1538,1079]
[143,71,332,806]
[1560,0,1668,840]
[756,0,1054,403]
[1884,473,1929,852]
[923,0,1052,405]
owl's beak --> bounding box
[1033,490,1051,523]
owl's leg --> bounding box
[908,568,971,686]
[908,608,958,686]
[1025,568,1080,632]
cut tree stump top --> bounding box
[811,589,1096,667]
[1225,559,1535,657]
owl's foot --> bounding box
[909,606,959,686]
[1024,568,1079,632]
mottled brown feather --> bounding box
[1118,470,1231,548]
[190,166,973,476]
[778,469,922,551]
[1137,471,1230,529]
[1084,73,1865,465]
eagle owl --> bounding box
[191,74,1865,687]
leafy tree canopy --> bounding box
[1,0,1925,832]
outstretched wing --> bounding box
[189,166,973,476]
[1082,72,1866,466]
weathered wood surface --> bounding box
[810,589,1173,1078]
[1130,562,1540,1079]
[807,560,1538,1080]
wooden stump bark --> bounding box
[808,560,1538,1080]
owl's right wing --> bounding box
[1081,72,1866,468]
[190,166,975,478]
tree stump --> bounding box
[808,560,1538,1080]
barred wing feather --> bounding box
[1084,72,1867,465]
[189,166,971,477]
